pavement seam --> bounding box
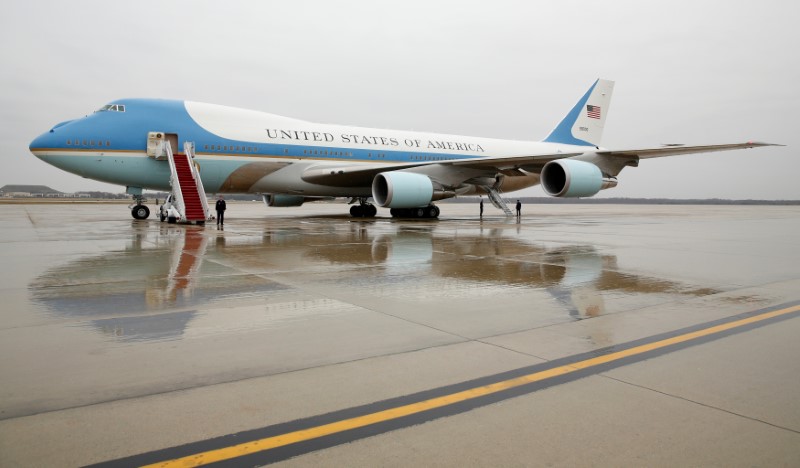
[474,338,550,361]
[600,374,800,435]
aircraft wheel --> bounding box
[132,205,150,220]
[366,204,378,217]
[350,205,363,217]
[427,206,440,218]
[415,208,425,218]
[159,212,166,222]
[168,216,177,224]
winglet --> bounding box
[543,79,614,147]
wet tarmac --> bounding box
[0,202,799,466]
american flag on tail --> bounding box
[586,105,601,119]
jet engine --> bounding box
[541,159,617,198]
[262,194,307,207]
[372,172,435,208]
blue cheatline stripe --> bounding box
[33,98,489,165]
[88,300,800,468]
[543,79,597,146]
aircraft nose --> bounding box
[29,131,56,158]
[30,132,47,152]
[30,118,78,154]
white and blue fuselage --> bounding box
[29,79,775,218]
[29,99,575,195]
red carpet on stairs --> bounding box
[173,154,206,220]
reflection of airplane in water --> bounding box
[29,226,287,341]
[149,228,208,306]
[301,227,718,319]
[31,223,720,342]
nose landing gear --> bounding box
[131,204,151,220]
[128,190,151,220]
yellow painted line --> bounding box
[144,304,800,468]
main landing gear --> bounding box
[346,199,440,219]
[390,205,440,219]
[349,198,378,218]
[130,194,150,220]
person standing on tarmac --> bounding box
[516,199,522,218]
[479,198,484,219]
[216,195,227,226]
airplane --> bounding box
[28,79,778,220]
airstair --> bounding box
[484,186,513,216]
[166,142,210,224]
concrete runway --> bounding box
[0,202,798,466]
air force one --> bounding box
[29,79,778,221]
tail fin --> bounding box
[543,79,614,147]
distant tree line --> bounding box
[77,191,129,199]
[443,197,800,206]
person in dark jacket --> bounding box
[479,198,484,219]
[515,199,521,218]
[215,195,227,226]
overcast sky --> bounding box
[1,0,797,199]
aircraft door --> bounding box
[166,133,179,154]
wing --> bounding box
[449,152,582,172]
[300,152,582,187]
[598,141,781,159]
[299,142,781,187]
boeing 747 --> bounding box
[29,79,778,220]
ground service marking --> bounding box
[101,303,800,468]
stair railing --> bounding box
[484,185,513,216]
[165,141,187,220]
[183,142,210,220]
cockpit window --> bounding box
[95,104,126,113]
